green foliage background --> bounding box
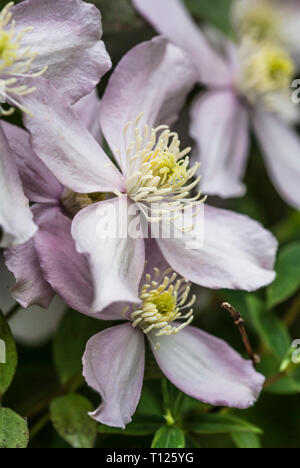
[1,0,300,449]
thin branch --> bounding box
[222,302,260,365]
[5,303,20,321]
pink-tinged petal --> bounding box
[4,204,59,309]
[72,196,145,312]
[83,323,145,428]
[12,0,111,103]
[100,36,197,174]
[143,239,169,280]
[190,91,249,198]
[158,204,277,291]
[151,326,265,409]
[0,254,65,345]
[0,124,37,247]
[252,109,300,210]
[23,79,124,194]
[132,0,232,86]
[1,121,62,203]
[34,211,95,316]
[73,90,102,144]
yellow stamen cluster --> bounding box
[61,188,106,216]
[236,1,280,41]
[240,41,295,99]
[115,114,205,222]
[0,2,47,116]
[125,267,195,350]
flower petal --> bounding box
[1,121,62,203]
[73,90,102,144]
[132,0,232,86]
[190,91,249,198]
[0,124,37,247]
[252,109,300,210]
[23,79,124,193]
[151,326,265,409]
[83,323,145,428]
[72,196,145,312]
[100,36,197,174]
[4,204,59,309]
[12,0,111,102]
[158,204,277,291]
[35,211,95,316]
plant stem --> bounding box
[27,373,84,420]
[30,413,50,440]
[284,293,300,327]
[5,303,20,321]
[264,371,286,389]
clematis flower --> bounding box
[132,0,300,209]
[82,245,265,428]
[20,37,277,314]
[4,91,103,312]
[0,0,111,115]
[0,0,111,247]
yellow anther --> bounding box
[0,2,47,116]
[126,267,195,348]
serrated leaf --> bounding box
[99,415,163,436]
[50,393,97,448]
[267,242,300,308]
[0,310,18,397]
[185,414,262,435]
[0,408,29,448]
[53,310,114,384]
[246,296,290,360]
[231,431,261,448]
[151,426,185,448]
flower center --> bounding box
[126,267,195,350]
[0,2,47,116]
[235,1,281,41]
[116,114,205,222]
[61,188,106,216]
[238,39,295,102]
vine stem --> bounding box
[27,373,84,420]
[30,413,50,440]
[5,303,20,321]
[284,293,300,327]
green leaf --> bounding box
[50,393,98,448]
[185,414,262,435]
[151,426,185,448]
[0,408,29,448]
[99,415,163,436]
[0,310,18,397]
[184,0,234,35]
[231,432,261,448]
[246,296,290,360]
[53,309,114,384]
[267,242,300,308]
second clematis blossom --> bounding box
[132,0,300,210]
[21,37,277,314]
[0,0,111,247]
[82,245,265,428]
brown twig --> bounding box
[222,302,260,365]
